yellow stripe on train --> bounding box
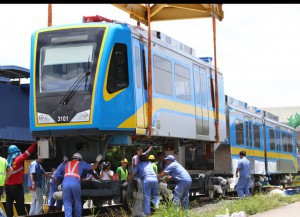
[231,146,297,169]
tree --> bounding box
[287,113,300,129]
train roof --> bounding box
[37,21,221,74]
[0,65,30,80]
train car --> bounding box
[29,18,297,205]
[222,96,297,194]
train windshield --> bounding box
[36,27,105,94]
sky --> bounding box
[0,4,299,108]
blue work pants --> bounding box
[173,180,192,210]
[142,177,159,215]
[237,176,250,198]
[63,180,81,217]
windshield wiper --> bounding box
[60,59,91,105]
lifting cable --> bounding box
[146,4,153,138]
[48,4,52,27]
[212,16,219,143]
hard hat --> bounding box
[72,152,82,160]
[8,145,20,154]
[148,155,155,160]
[121,158,128,163]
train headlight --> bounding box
[37,113,55,124]
[70,110,90,122]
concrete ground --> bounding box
[249,201,300,217]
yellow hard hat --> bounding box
[148,155,155,160]
[121,158,128,163]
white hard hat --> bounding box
[73,152,82,160]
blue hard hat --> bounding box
[8,145,20,154]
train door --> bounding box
[132,38,148,133]
[275,127,282,172]
[245,116,253,153]
[193,64,209,137]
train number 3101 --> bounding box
[57,116,69,122]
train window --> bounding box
[107,43,129,94]
[254,124,260,148]
[200,67,207,106]
[134,46,141,89]
[245,118,253,147]
[142,49,147,90]
[282,133,288,152]
[154,55,173,96]
[194,65,201,104]
[287,134,293,153]
[269,129,275,150]
[235,119,244,145]
[174,64,191,101]
[208,70,215,108]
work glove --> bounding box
[63,156,69,162]
[96,154,103,162]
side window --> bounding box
[269,129,275,150]
[142,49,147,90]
[208,69,214,108]
[254,124,260,148]
[135,46,141,89]
[235,119,244,146]
[107,43,129,94]
[200,67,207,106]
[174,64,191,101]
[154,55,172,96]
[194,65,201,104]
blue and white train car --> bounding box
[224,95,297,192]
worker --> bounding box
[116,158,129,181]
[62,152,102,217]
[5,142,37,217]
[132,146,153,171]
[148,155,158,174]
[28,157,58,215]
[47,156,69,212]
[128,154,159,216]
[235,150,251,198]
[156,152,167,173]
[0,155,13,216]
[157,155,192,210]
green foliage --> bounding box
[105,145,162,172]
[287,113,300,128]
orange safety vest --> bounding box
[64,160,80,180]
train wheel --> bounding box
[92,198,104,208]
[208,189,215,200]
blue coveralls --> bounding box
[48,162,66,210]
[62,160,92,217]
[134,162,159,215]
[164,161,192,210]
[236,157,251,198]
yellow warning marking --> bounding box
[13,203,18,216]
[0,202,6,215]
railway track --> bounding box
[18,185,300,217]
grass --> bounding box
[189,193,300,217]
[1,193,32,203]
[2,192,300,217]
